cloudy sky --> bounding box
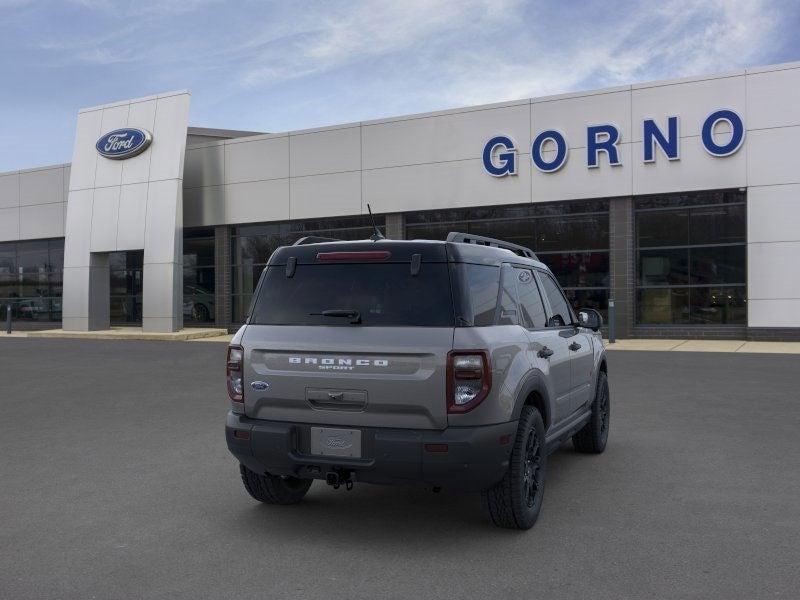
[0,0,798,171]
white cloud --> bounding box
[433,0,783,106]
[236,0,522,88]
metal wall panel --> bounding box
[121,99,157,185]
[19,167,64,206]
[746,67,800,130]
[746,126,800,187]
[631,140,746,195]
[534,88,632,147]
[225,136,288,184]
[290,171,361,219]
[94,104,128,189]
[69,109,104,192]
[89,186,120,252]
[225,178,289,224]
[0,173,19,209]
[63,91,190,332]
[532,144,633,202]
[116,183,148,251]
[185,144,224,189]
[19,202,64,239]
[631,74,746,141]
[363,157,531,213]
[362,102,529,169]
[0,207,19,239]
[290,126,360,177]
[184,185,225,228]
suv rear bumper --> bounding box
[226,412,517,492]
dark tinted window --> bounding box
[536,214,608,251]
[497,265,519,326]
[515,268,547,328]
[0,238,64,323]
[230,215,385,323]
[250,263,453,326]
[689,205,746,245]
[635,190,746,325]
[405,200,611,320]
[637,210,688,247]
[639,249,689,286]
[458,264,500,326]
[539,272,573,326]
[539,251,609,288]
[689,246,746,285]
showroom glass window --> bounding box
[0,239,64,323]
[230,215,386,323]
[109,250,144,325]
[184,228,216,324]
[405,201,610,318]
[635,190,746,325]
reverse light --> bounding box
[447,350,491,413]
[227,345,244,409]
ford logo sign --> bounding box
[250,381,270,391]
[95,128,152,160]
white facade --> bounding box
[1,61,799,333]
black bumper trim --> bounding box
[226,412,518,492]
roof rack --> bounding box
[292,236,340,245]
[446,232,537,260]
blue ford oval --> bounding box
[96,128,152,160]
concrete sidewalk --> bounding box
[2,329,798,353]
[604,338,800,354]
[0,327,228,341]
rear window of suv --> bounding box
[249,263,454,326]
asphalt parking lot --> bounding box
[1,339,799,600]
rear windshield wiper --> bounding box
[310,309,362,324]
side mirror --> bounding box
[577,308,603,332]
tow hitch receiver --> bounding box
[326,470,355,490]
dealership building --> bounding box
[1,60,799,339]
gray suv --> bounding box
[225,232,610,529]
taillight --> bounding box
[447,350,491,413]
[227,345,244,408]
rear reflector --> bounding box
[424,443,449,453]
[316,251,391,261]
[499,434,511,445]
[233,430,251,440]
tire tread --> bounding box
[239,464,312,505]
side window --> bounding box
[497,264,519,325]
[464,264,500,326]
[539,271,573,327]
[515,268,547,329]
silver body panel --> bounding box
[241,325,453,430]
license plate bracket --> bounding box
[310,427,362,458]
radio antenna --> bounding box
[367,204,385,241]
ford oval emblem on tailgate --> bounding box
[250,381,269,390]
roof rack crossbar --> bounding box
[292,236,340,245]
[446,232,537,259]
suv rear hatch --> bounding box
[241,242,454,430]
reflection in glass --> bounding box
[405,201,611,320]
[635,189,746,325]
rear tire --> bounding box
[482,406,547,530]
[239,464,312,505]
[572,371,610,454]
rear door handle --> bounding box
[538,346,554,359]
[569,342,582,351]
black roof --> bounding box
[268,237,547,269]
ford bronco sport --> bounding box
[225,232,609,529]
